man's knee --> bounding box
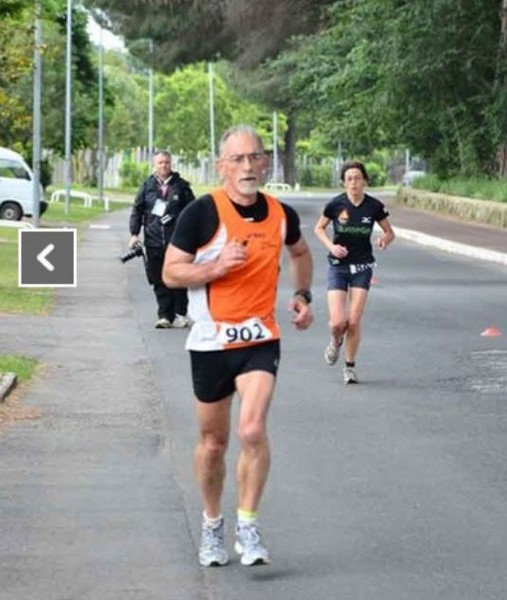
[237,422,266,448]
[201,433,228,458]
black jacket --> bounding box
[129,171,195,248]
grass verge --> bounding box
[0,226,54,314]
[0,355,41,426]
[42,196,127,223]
[0,354,38,382]
[411,175,507,202]
[0,196,126,315]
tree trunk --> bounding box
[283,114,297,186]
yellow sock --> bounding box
[237,509,257,523]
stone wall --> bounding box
[395,187,507,228]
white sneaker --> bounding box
[154,317,172,329]
[324,337,343,365]
[235,521,271,566]
[199,517,229,567]
[343,366,358,384]
[171,314,190,328]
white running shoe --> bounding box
[343,366,358,384]
[171,314,190,328]
[235,521,271,566]
[199,517,229,567]
[154,317,172,329]
[324,337,343,365]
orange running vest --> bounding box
[185,189,286,351]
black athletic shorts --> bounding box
[327,263,373,291]
[190,340,281,403]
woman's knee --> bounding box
[329,318,347,333]
[347,318,361,335]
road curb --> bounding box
[393,226,507,267]
[0,372,17,402]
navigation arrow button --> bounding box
[37,244,55,272]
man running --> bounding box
[163,124,314,566]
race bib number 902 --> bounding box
[218,318,272,346]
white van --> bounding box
[0,146,47,220]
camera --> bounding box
[119,244,144,263]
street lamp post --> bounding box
[97,24,105,206]
[208,62,216,178]
[272,111,278,183]
[64,0,72,214]
[32,0,42,228]
[148,39,154,160]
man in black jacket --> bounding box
[128,151,195,328]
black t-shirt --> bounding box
[323,192,389,264]
[171,192,302,254]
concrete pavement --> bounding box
[1,212,207,599]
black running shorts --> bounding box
[327,264,373,291]
[190,340,281,403]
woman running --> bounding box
[314,161,395,384]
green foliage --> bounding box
[364,162,386,187]
[413,175,507,202]
[0,227,54,314]
[47,5,101,153]
[83,0,334,71]
[3,0,506,185]
[154,63,270,160]
[273,0,504,178]
[101,60,146,151]
[119,159,150,189]
[0,355,38,382]
[0,0,31,18]
[0,3,103,161]
[297,161,333,188]
[0,10,34,151]
[43,197,127,221]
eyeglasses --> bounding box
[223,152,265,164]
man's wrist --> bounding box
[294,289,312,304]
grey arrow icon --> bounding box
[37,244,55,272]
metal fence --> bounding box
[51,148,216,189]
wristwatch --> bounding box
[294,289,312,304]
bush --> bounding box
[365,162,387,187]
[119,160,150,189]
[411,175,507,202]
[298,163,333,188]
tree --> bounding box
[81,0,336,183]
[83,0,335,70]
[495,0,507,175]
[0,8,37,151]
[0,0,104,165]
[0,0,32,18]
[154,63,269,161]
[100,52,147,151]
[275,0,503,177]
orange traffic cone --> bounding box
[480,327,502,337]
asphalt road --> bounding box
[1,195,506,600]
